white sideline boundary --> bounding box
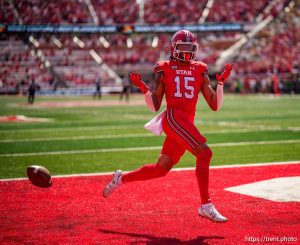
[0,160,299,182]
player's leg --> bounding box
[121,154,174,183]
[193,143,226,222]
[98,88,102,99]
[163,109,227,222]
[102,136,185,198]
[102,154,173,198]
[121,135,185,184]
[192,143,212,205]
[163,109,210,201]
[28,93,33,104]
[32,92,35,103]
[125,88,129,102]
[103,153,175,198]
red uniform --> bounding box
[118,29,235,208]
[154,59,208,163]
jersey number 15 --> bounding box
[174,76,195,99]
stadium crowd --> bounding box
[0,35,52,94]
[227,2,300,94]
[0,0,299,94]
[1,0,276,25]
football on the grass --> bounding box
[27,165,52,188]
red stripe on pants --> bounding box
[166,109,197,149]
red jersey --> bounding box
[154,59,208,116]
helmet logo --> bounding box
[184,30,191,42]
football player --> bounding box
[103,30,233,222]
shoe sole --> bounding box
[102,188,109,198]
[198,213,228,223]
[102,184,117,198]
[102,172,122,198]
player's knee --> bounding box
[193,143,212,158]
[156,154,174,176]
[199,147,213,160]
[195,146,213,166]
[155,164,169,177]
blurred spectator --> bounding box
[28,75,39,104]
[93,77,102,99]
[119,74,131,102]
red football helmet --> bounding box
[171,30,198,62]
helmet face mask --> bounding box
[171,30,198,62]
[172,42,198,62]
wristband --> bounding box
[216,84,224,111]
[144,91,156,112]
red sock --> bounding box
[122,164,168,184]
[196,147,212,204]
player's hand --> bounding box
[129,72,149,94]
[216,64,233,85]
[129,72,141,86]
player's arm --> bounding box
[129,72,164,112]
[150,71,164,111]
[201,64,233,111]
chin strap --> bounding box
[144,91,156,112]
[216,84,224,111]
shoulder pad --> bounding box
[192,61,208,74]
[154,61,169,73]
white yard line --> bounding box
[1,120,297,134]
[0,124,141,133]
[0,133,154,143]
[1,128,299,143]
[1,139,300,157]
[1,160,299,182]
[1,146,161,157]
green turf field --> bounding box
[0,94,299,178]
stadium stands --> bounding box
[144,0,207,24]
[0,0,299,94]
[206,0,272,23]
[0,35,52,94]
[227,1,300,93]
[0,1,18,24]
[3,0,282,25]
[14,0,92,24]
[92,0,138,24]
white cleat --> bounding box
[198,203,228,223]
[103,170,123,198]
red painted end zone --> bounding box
[1,163,299,244]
